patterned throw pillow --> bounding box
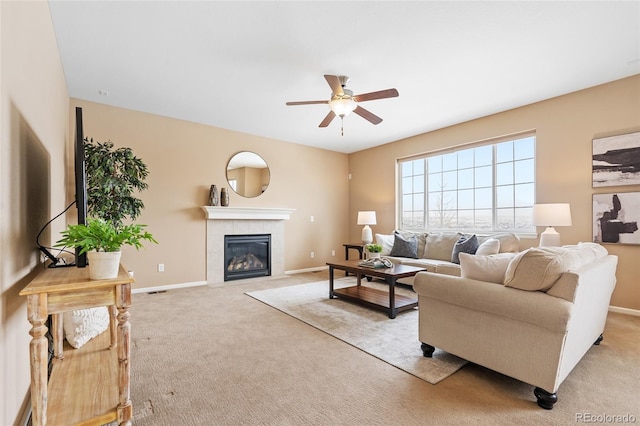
[389,231,419,258]
[451,234,479,264]
[63,307,110,349]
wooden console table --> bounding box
[20,264,134,426]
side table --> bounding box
[19,264,134,426]
[343,243,365,260]
[343,243,365,277]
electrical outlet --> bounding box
[310,216,314,222]
[331,250,335,256]
[158,263,164,272]
[310,252,314,258]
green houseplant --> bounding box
[84,138,149,228]
[58,138,156,279]
[56,218,157,279]
[366,243,383,258]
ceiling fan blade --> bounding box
[353,88,399,103]
[324,75,344,96]
[354,106,383,125]
[319,111,336,127]
[286,100,328,106]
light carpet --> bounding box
[246,278,467,384]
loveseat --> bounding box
[413,243,618,409]
[374,231,520,285]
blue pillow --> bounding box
[451,234,479,264]
[389,231,419,258]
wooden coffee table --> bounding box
[326,259,426,318]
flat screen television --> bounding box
[36,107,88,267]
[74,106,88,267]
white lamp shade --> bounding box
[357,211,377,225]
[532,203,572,227]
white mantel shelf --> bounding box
[201,206,295,220]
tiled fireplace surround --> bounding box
[202,207,294,283]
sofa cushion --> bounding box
[400,258,454,273]
[504,247,581,291]
[423,232,462,261]
[389,231,418,258]
[475,238,500,256]
[459,252,516,284]
[434,263,462,276]
[375,233,395,255]
[451,234,479,264]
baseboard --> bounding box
[285,266,328,274]
[132,280,208,294]
[609,305,640,317]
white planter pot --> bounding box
[87,251,121,280]
[368,252,381,259]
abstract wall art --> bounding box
[593,192,640,245]
[592,131,640,187]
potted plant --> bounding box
[366,243,383,259]
[56,218,157,279]
[84,138,149,228]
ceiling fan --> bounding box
[286,75,399,135]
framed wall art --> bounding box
[593,192,640,244]
[592,131,640,187]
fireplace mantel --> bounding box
[201,206,295,221]
[202,206,294,283]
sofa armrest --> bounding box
[413,272,572,333]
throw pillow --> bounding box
[375,233,395,255]
[491,233,520,253]
[475,238,500,256]
[63,307,110,349]
[503,247,572,291]
[395,230,428,258]
[451,234,479,264]
[423,232,462,261]
[389,231,419,258]
[459,252,516,284]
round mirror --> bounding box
[226,151,270,198]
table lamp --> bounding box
[533,203,572,247]
[357,211,377,245]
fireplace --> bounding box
[224,234,271,281]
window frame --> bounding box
[397,132,537,235]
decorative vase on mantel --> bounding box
[220,187,229,207]
[209,184,219,206]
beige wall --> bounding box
[349,75,640,311]
[0,1,70,423]
[69,99,350,289]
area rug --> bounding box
[246,278,467,384]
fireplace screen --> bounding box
[224,234,271,281]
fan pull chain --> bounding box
[341,116,344,136]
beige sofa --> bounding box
[374,231,520,284]
[413,243,618,409]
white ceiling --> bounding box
[48,1,640,154]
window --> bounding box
[399,134,535,233]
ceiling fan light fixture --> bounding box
[329,96,357,117]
